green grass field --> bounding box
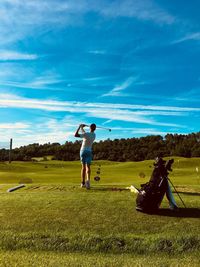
[0,157,200,266]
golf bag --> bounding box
[136,157,174,213]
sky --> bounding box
[0,0,200,148]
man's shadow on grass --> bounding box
[156,208,200,218]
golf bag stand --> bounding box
[136,157,174,213]
[167,177,186,208]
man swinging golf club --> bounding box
[74,123,96,189]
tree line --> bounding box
[0,132,200,162]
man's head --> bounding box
[90,123,96,132]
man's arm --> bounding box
[74,124,86,137]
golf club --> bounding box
[84,124,111,132]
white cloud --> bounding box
[0,142,10,149]
[0,50,38,61]
[7,0,175,25]
[102,76,137,97]
[0,121,31,146]
[0,63,35,82]
[97,0,175,25]
[1,93,199,113]
[0,121,171,148]
[0,72,67,91]
[89,50,106,55]
[100,126,186,141]
[0,0,176,45]
[172,32,200,44]
[0,122,30,129]
[0,92,196,147]
[87,109,180,127]
[0,115,86,147]
[0,93,199,132]
[131,128,177,136]
[0,0,77,45]
[108,126,187,137]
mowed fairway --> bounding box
[0,157,200,266]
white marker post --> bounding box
[9,138,13,164]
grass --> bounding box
[0,251,200,267]
[0,157,199,266]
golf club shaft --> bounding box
[168,178,186,208]
[97,126,111,131]
[84,124,111,131]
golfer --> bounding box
[74,123,96,189]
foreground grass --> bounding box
[0,251,200,267]
[0,158,199,266]
[0,189,199,266]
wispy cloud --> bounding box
[0,50,38,61]
[0,141,10,149]
[88,50,106,55]
[1,93,199,129]
[0,0,76,45]
[0,0,176,46]
[2,0,174,26]
[1,93,199,112]
[114,127,179,136]
[0,74,68,91]
[0,122,31,146]
[101,76,136,97]
[0,116,81,147]
[97,0,175,25]
[172,32,200,44]
[131,128,179,136]
[87,109,180,127]
[83,76,110,82]
[0,119,184,148]
[0,122,30,129]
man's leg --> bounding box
[86,164,91,181]
[81,163,86,186]
[85,164,91,189]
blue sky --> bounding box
[0,0,200,147]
